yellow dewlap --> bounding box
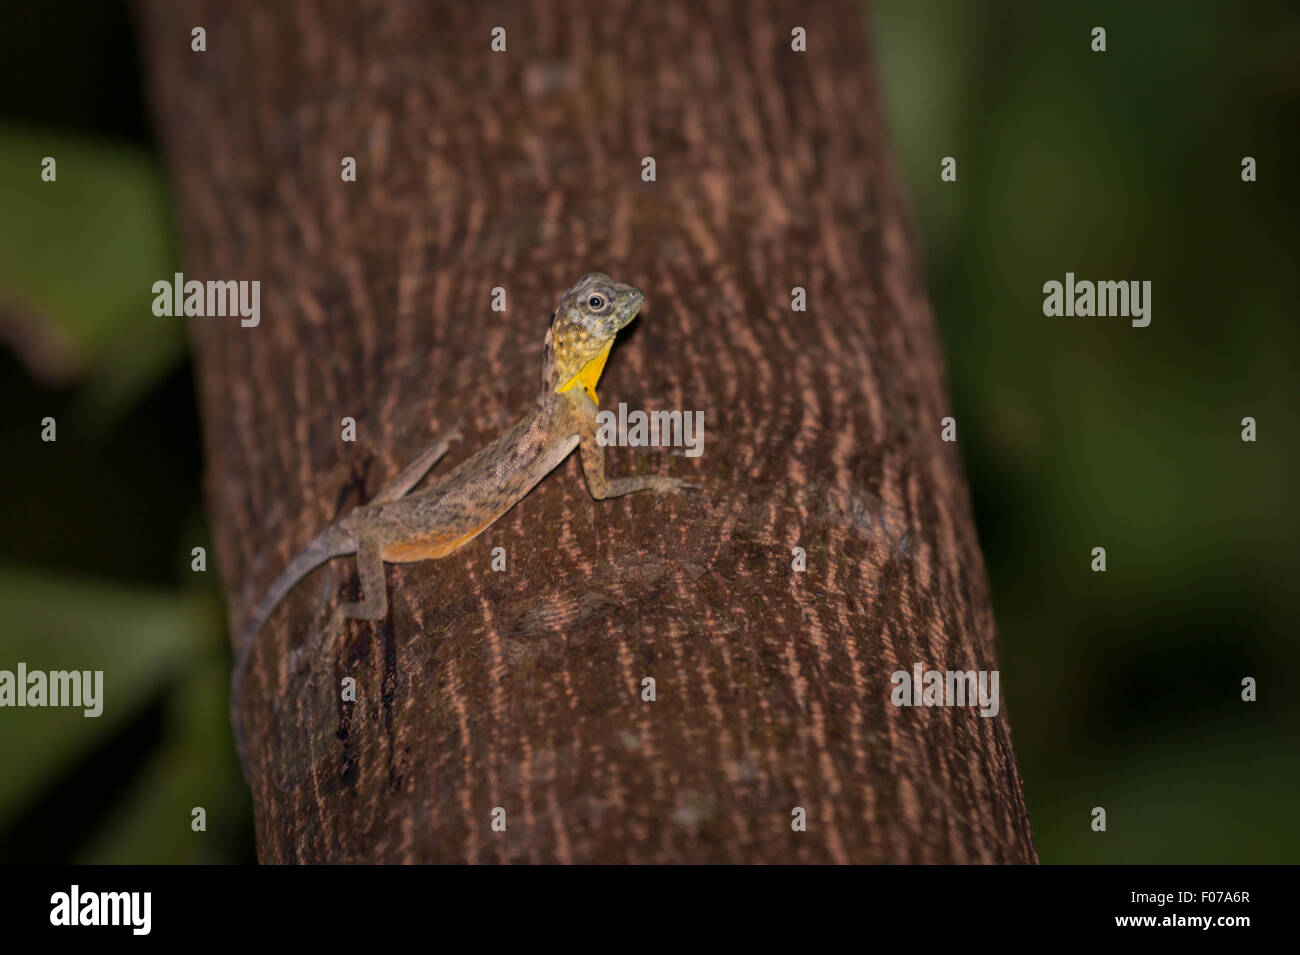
[556,339,614,404]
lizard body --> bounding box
[231,272,692,780]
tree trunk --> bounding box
[137,0,1037,863]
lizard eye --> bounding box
[587,295,605,310]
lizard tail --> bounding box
[230,523,355,780]
[238,528,346,651]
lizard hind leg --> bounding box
[325,534,389,645]
[272,535,389,789]
[370,428,461,504]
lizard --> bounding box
[230,272,694,782]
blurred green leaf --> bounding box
[872,0,1300,861]
[0,567,216,830]
[1027,722,1300,863]
[0,124,182,428]
[78,661,249,864]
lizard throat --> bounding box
[556,339,614,404]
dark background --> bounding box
[0,1,1295,863]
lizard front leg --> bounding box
[578,410,697,500]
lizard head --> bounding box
[547,272,644,404]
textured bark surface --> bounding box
[137,0,1037,863]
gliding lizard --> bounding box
[230,273,693,781]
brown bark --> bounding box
[137,0,1036,863]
